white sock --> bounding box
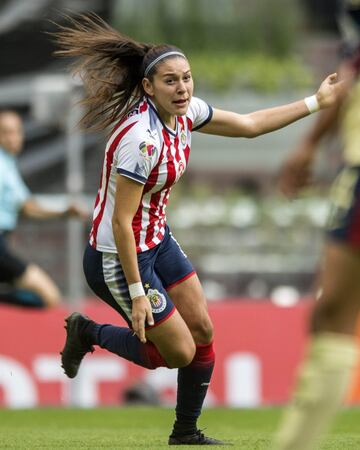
[272,333,359,450]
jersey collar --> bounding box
[146,96,178,137]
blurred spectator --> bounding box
[0,110,87,308]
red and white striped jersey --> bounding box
[89,95,212,253]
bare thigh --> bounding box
[15,264,62,308]
[311,240,360,334]
[167,273,214,345]
[145,309,196,368]
[144,274,213,367]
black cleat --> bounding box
[168,430,229,445]
[60,312,94,378]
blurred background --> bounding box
[1,0,342,304]
[3,0,360,410]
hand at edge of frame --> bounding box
[316,72,349,110]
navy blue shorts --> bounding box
[326,166,360,248]
[83,226,196,329]
[0,232,27,283]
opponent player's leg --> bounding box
[312,242,360,333]
[274,167,360,449]
[273,241,360,450]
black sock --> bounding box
[80,321,167,369]
[172,342,215,436]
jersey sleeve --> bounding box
[115,127,160,185]
[187,96,213,131]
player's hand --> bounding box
[278,147,315,198]
[131,295,154,343]
[65,203,90,220]
[316,73,346,110]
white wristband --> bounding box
[304,95,320,114]
[129,282,145,300]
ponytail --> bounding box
[53,14,186,132]
[53,13,153,131]
[53,13,185,131]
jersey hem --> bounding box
[91,235,166,254]
[118,168,147,184]
[92,243,118,253]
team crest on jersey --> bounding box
[180,131,187,146]
[147,289,167,313]
[139,141,155,160]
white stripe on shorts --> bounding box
[102,252,132,320]
[169,231,188,258]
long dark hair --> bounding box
[53,14,183,131]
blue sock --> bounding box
[173,342,215,436]
[0,289,45,308]
[84,322,167,370]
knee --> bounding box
[191,318,214,345]
[166,343,196,369]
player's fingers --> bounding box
[137,318,146,343]
[146,308,154,327]
[132,318,139,336]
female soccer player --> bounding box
[274,2,360,449]
[0,110,86,309]
[57,14,342,446]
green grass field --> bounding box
[1,407,360,449]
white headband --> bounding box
[143,51,186,77]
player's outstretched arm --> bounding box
[199,73,343,138]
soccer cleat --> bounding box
[60,312,94,378]
[168,430,229,445]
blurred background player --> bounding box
[273,1,360,449]
[0,110,87,309]
[54,15,342,446]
